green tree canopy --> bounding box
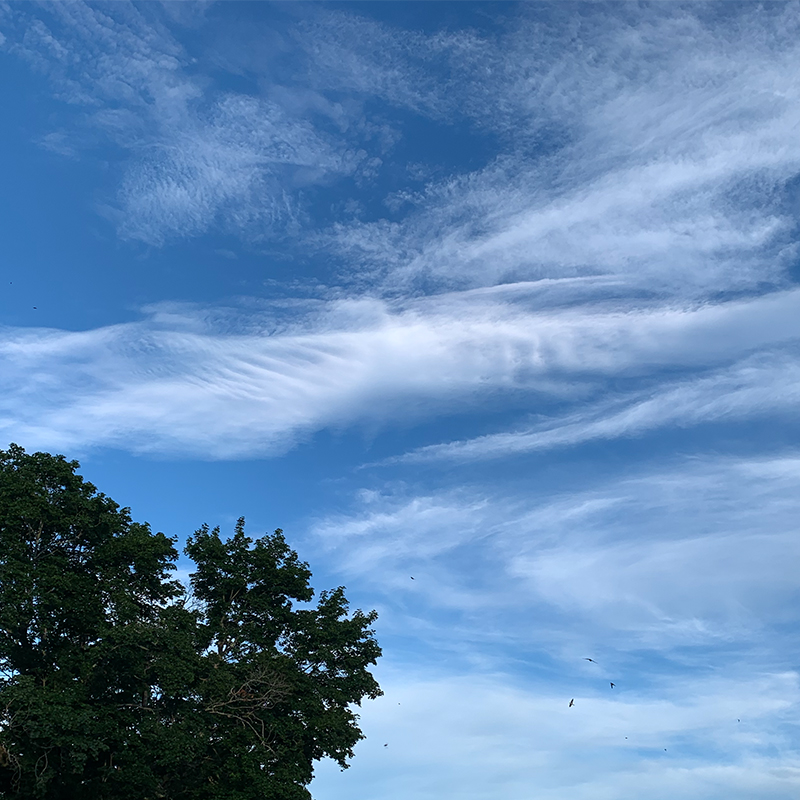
[0,444,382,799]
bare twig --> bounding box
[205,668,290,751]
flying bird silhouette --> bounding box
[583,658,597,663]
[568,699,574,708]
[410,576,415,580]
[610,682,615,688]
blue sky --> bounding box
[2,1,800,797]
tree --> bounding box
[0,444,382,799]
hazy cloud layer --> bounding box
[312,668,800,800]
[308,454,800,798]
[310,455,800,652]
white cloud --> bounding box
[325,4,800,295]
[0,285,796,459]
[1,287,799,459]
[291,8,486,120]
[303,453,800,798]
[400,347,800,464]
[331,152,795,294]
[114,93,353,244]
[311,667,800,800]
[307,454,800,653]
[10,1,800,280]
[2,2,356,245]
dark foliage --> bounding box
[0,444,381,799]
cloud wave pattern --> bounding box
[1,287,799,457]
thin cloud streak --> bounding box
[398,348,800,464]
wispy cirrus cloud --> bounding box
[507,459,800,636]
[6,0,800,287]
[287,8,494,123]
[2,286,799,459]
[309,454,800,651]
[113,93,353,244]
[400,348,800,464]
[0,2,357,245]
[325,4,800,294]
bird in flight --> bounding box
[583,658,597,663]
[610,682,615,688]
[410,576,415,580]
[384,744,388,747]
[568,699,574,708]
